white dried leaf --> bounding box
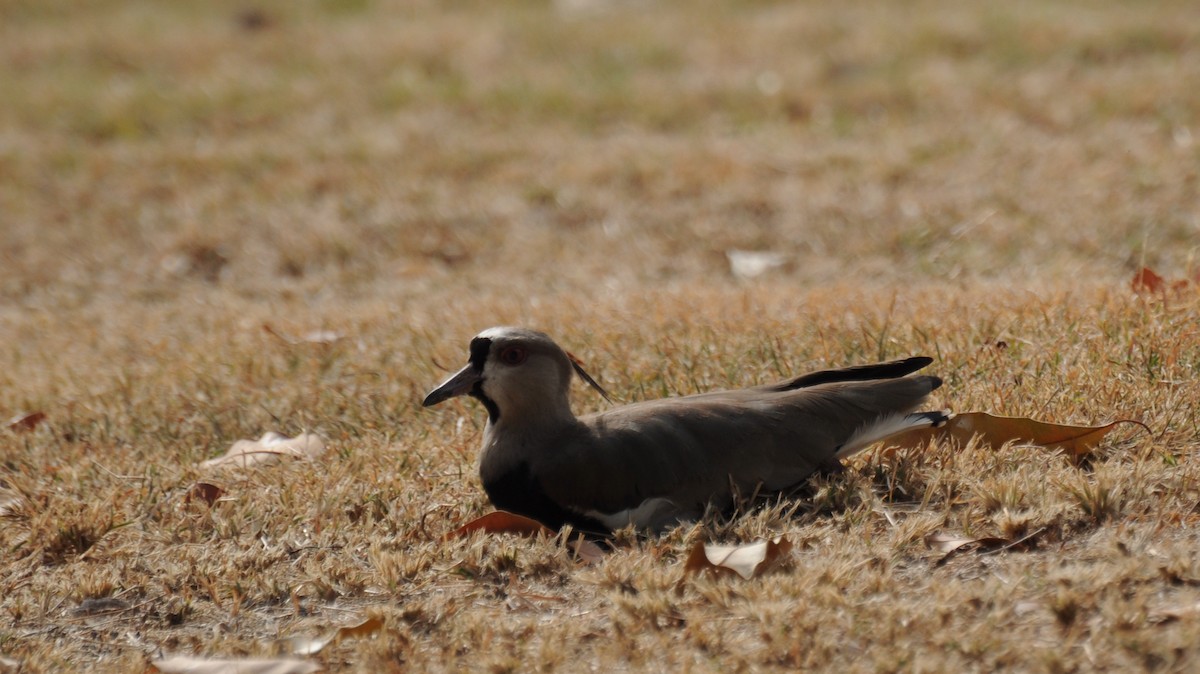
[726,250,787,279]
[201,432,325,469]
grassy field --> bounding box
[2,0,1200,670]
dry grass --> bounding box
[2,0,1200,671]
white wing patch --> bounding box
[834,411,951,460]
[585,497,682,532]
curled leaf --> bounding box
[1132,267,1167,294]
[185,482,225,507]
[201,432,325,469]
[727,249,788,279]
[446,510,553,539]
[1131,266,1192,296]
[925,528,1045,566]
[291,616,385,655]
[7,411,46,433]
[682,536,793,581]
[889,412,1149,458]
[444,511,607,564]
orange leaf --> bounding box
[446,510,553,539]
[443,511,607,563]
[681,536,793,581]
[1132,267,1166,294]
[7,411,46,433]
[889,412,1149,458]
[1131,266,1192,296]
[185,482,224,507]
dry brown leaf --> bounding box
[201,432,325,469]
[291,616,385,656]
[682,536,793,581]
[889,412,1148,458]
[153,656,319,674]
[924,529,1044,566]
[446,510,554,539]
[1131,266,1192,296]
[444,511,607,564]
[7,411,46,433]
[0,654,19,670]
[1132,266,1168,294]
[186,482,225,507]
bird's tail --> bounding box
[776,356,935,391]
[834,409,953,460]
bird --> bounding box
[423,327,950,535]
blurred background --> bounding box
[2,0,1198,310]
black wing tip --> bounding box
[927,375,943,391]
[914,409,953,427]
[781,355,938,390]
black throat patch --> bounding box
[467,336,500,423]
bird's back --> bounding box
[536,374,941,526]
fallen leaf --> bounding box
[7,411,46,432]
[186,482,225,507]
[153,656,319,674]
[445,510,553,539]
[1132,266,1167,294]
[444,511,607,564]
[569,537,607,565]
[889,412,1149,458]
[924,528,1045,566]
[682,536,793,581]
[0,655,19,670]
[201,432,325,469]
[726,250,788,279]
[291,616,384,656]
[1131,266,1193,296]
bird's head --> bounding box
[422,327,609,424]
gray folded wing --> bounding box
[536,375,939,525]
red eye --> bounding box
[498,347,527,365]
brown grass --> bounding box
[2,0,1200,671]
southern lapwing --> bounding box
[423,327,950,534]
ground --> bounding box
[2,0,1199,671]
